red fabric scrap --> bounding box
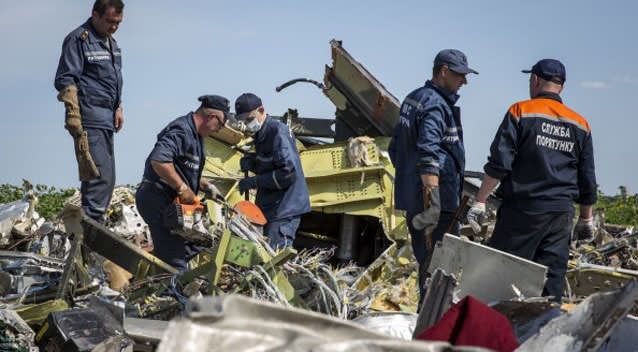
[416,295,519,352]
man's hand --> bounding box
[574,217,595,242]
[412,186,441,237]
[114,107,124,132]
[238,176,257,194]
[177,183,198,204]
[240,153,257,172]
[467,201,486,234]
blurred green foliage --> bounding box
[596,187,638,227]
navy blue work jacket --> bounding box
[389,81,465,213]
[251,116,311,221]
[484,92,597,211]
[142,113,204,197]
[54,19,123,130]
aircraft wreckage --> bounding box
[1,40,637,351]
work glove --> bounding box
[412,186,440,235]
[574,217,595,242]
[238,176,258,194]
[240,153,257,173]
[57,85,83,138]
[177,183,198,205]
[74,131,100,181]
[467,201,486,234]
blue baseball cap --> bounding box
[198,94,231,118]
[234,93,263,120]
[434,49,478,75]
[522,59,566,84]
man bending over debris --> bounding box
[234,93,311,249]
[467,59,597,302]
[388,49,478,299]
[54,0,124,222]
[135,95,229,270]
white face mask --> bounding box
[244,117,262,135]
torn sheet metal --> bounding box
[323,39,400,138]
[0,199,30,247]
[353,312,417,340]
[519,279,638,352]
[123,317,168,346]
[0,250,65,302]
[60,205,177,275]
[600,315,638,352]
[0,309,38,352]
[566,263,637,298]
[157,294,484,352]
[413,268,457,338]
[428,234,548,303]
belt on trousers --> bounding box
[141,179,174,196]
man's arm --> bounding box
[576,132,597,209]
[55,34,83,91]
[416,106,446,179]
[151,161,186,191]
[255,130,297,190]
[475,174,500,203]
[483,110,520,181]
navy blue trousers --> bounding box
[264,217,301,249]
[81,128,115,221]
[407,211,459,300]
[135,184,201,271]
[488,206,573,302]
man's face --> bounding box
[203,110,226,135]
[92,7,123,37]
[441,66,468,94]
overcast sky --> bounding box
[0,0,636,194]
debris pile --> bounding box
[1,40,638,351]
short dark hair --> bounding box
[93,0,124,16]
[432,64,445,78]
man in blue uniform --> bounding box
[388,49,478,298]
[234,93,311,249]
[467,59,597,301]
[136,95,229,270]
[54,0,124,221]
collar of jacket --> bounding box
[185,112,200,139]
[425,80,460,106]
[83,18,117,46]
[253,115,272,144]
[534,91,562,103]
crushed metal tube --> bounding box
[1,40,638,351]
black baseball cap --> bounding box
[198,95,231,118]
[434,49,478,75]
[522,59,566,84]
[235,93,263,120]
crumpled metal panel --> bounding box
[0,309,38,352]
[156,294,485,352]
[519,279,638,352]
[428,234,548,303]
[323,39,400,138]
[0,199,30,247]
[353,312,417,340]
[202,134,402,237]
[413,268,457,338]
